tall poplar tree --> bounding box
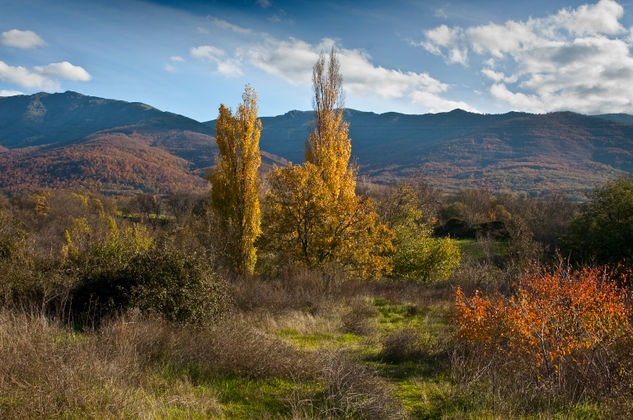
[209,85,262,274]
[264,50,393,277]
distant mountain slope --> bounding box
[0,91,286,194]
[208,109,633,196]
[593,114,633,125]
[2,91,633,196]
[0,91,208,149]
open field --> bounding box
[0,271,614,419]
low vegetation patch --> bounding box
[455,262,633,413]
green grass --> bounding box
[270,296,469,419]
[212,377,294,419]
[276,328,364,349]
[3,283,617,418]
[155,362,298,419]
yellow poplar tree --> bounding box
[264,50,393,277]
[208,85,262,274]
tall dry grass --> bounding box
[0,309,222,419]
[0,307,405,419]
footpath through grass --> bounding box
[1,281,610,419]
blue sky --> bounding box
[3,0,633,120]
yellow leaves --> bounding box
[209,85,262,275]
[263,51,393,278]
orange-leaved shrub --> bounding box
[454,262,633,403]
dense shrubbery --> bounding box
[455,262,633,403]
[65,216,230,325]
[563,175,633,264]
[0,191,230,326]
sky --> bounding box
[3,0,633,120]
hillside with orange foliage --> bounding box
[0,132,208,194]
[2,91,633,196]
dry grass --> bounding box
[288,351,405,420]
[0,309,221,419]
[230,268,363,314]
[380,328,427,363]
[0,305,405,419]
[341,297,376,336]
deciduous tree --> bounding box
[208,85,262,274]
[264,50,393,277]
[386,184,460,282]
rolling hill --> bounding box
[1,91,633,196]
[0,91,287,194]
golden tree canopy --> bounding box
[263,51,393,277]
[209,85,262,274]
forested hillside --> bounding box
[1,91,632,196]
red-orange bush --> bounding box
[455,262,633,401]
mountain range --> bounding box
[1,91,632,197]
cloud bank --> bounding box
[191,32,476,112]
[418,0,633,114]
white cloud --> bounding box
[257,0,271,8]
[164,63,176,73]
[34,61,92,81]
[0,90,24,97]
[0,61,57,89]
[411,91,478,113]
[490,83,543,112]
[241,37,320,84]
[170,56,184,62]
[551,0,624,36]
[0,29,45,49]
[206,16,252,35]
[417,0,633,113]
[240,36,477,112]
[188,21,476,112]
[419,25,467,64]
[481,68,518,83]
[190,45,244,77]
[0,60,91,90]
[191,45,227,59]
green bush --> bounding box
[386,185,461,283]
[67,217,230,325]
[392,221,461,283]
[129,246,231,325]
[563,176,633,264]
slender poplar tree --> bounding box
[209,85,262,274]
[265,50,393,277]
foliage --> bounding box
[455,262,633,400]
[65,216,154,322]
[129,245,230,325]
[388,185,461,283]
[563,175,633,264]
[264,163,393,277]
[263,50,393,278]
[208,85,262,274]
[0,132,208,195]
[0,208,37,305]
[66,216,229,325]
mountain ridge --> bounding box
[1,91,632,196]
